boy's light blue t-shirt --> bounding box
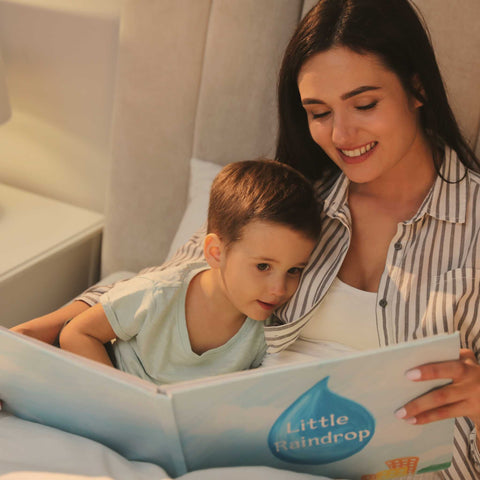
[100,262,267,385]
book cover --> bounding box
[0,327,459,479]
[0,327,186,476]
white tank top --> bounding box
[300,277,379,350]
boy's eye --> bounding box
[356,100,378,111]
[256,263,270,272]
[287,267,304,276]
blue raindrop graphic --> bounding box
[268,376,375,464]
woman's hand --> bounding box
[395,349,480,441]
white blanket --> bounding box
[0,413,336,480]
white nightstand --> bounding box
[0,183,104,327]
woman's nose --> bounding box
[331,113,354,145]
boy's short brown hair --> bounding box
[207,159,321,246]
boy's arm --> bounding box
[59,303,117,367]
[10,300,90,344]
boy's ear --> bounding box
[204,233,223,268]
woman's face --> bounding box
[297,47,429,185]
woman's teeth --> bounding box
[341,141,376,158]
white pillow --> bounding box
[166,158,222,259]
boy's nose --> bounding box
[269,276,288,298]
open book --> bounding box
[0,327,458,479]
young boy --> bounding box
[58,159,321,385]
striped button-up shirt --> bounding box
[77,148,480,478]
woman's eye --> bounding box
[256,263,270,272]
[356,101,378,111]
[311,111,330,120]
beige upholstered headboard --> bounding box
[101,0,480,277]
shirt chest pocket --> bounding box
[417,268,480,345]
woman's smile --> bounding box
[337,141,378,164]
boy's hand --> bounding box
[10,300,90,344]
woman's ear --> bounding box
[411,74,425,109]
[204,233,223,268]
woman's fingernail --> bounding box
[406,417,417,425]
[395,408,407,419]
[406,368,422,380]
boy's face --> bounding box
[217,220,316,321]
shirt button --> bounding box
[394,242,402,251]
[379,299,387,308]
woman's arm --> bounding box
[59,303,117,367]
[10,300,90,344]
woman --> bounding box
[13,0,480,477]
[269,0,480,478]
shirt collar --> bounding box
[322,173,350,219]
[321,147,468,225]
[413,147,467,224]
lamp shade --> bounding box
[0,49,11,125]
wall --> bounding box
[0,0,123,212]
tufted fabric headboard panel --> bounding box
[101,0,480,276]
[414,0,480,156]
[101,0,304,275]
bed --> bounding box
[3,0,479,478]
